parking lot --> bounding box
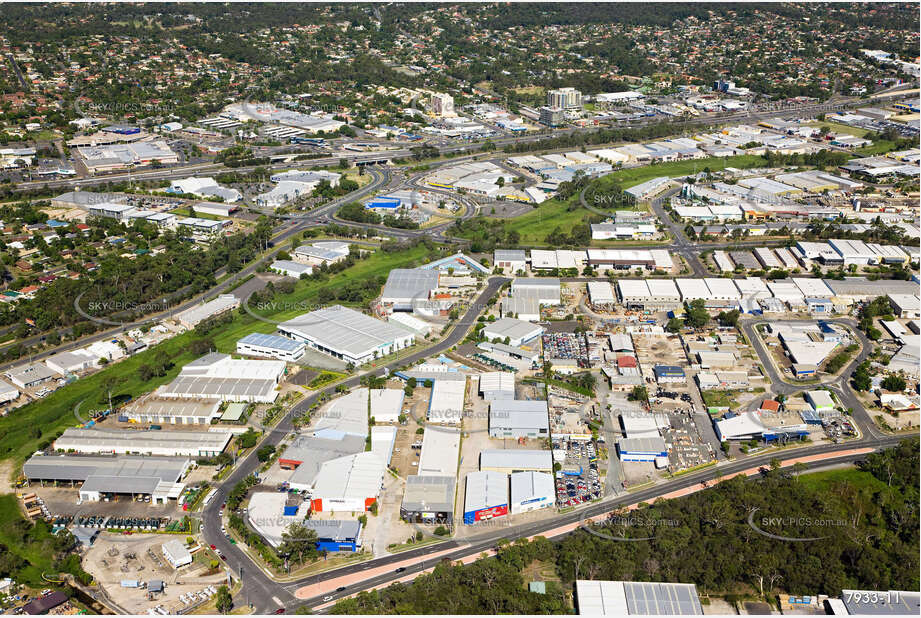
[552,438,602,507]
[542,332,591,368]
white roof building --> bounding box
[311,451,386,512]
[428,378,466,425]
[418,426,461,476]
[370,389,404,424]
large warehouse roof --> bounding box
[480,449,553,472]
[279,305,413,359]
[314,388,370,437]
[418,426,461,476]
[464,470,508,513]
[381,269,439,303]
[489,399,549,431]
[53,428,232,456]
[284,434,366,490]
[312,451,385,504]
[482,318,543,342]
[575,580,703,615]
[402,475,456,513]
[23,454,190,496]
[428,378,466,424]
[510,471,554,505]
[237,332,305,353]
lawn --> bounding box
[605,153,767,189]
[0,244,436,468]
[805,120,871,138]
[796,467,889,495]
[491,154,769,244]
[854,140,897,156]
[0,494,55,585]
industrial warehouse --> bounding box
[156,352,286,403]
[52,428,232,458]
[278,305,416,365]
[22,454,190,504]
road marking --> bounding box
[272,596,283,606]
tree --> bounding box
[629,385,648,403]
[278,522,319,566]
[684,299,710,329]
[214,585,233,614]
[666,317,684,333]
[257,444,276,462]
[717,309,740,327]
[881,375,906,392]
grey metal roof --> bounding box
[824,277,919,297]
[381,269,439,302]
[623,582,703,615]
[840,591,920,616]
[401,475,456,512]
[494,249,526,262]
[159,375,278,399]
[238,332,305,352]
[479,449,553,471]
[279,305,413,358]
[510,470,554,504]
[54,428,231,454]
[285,434,366,488]
[301,519,362,542]
[483,318,543,341]
[23,454,188,485]
[489,400,549,430]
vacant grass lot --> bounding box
[0,244,435,467]
[485,154,769,244]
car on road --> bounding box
[322,595,334,602]
[395,567,406,573]
[219,552,227,561]
[274,608,285,614]
[336,587,346,592]
[209,544,216,550]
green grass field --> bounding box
[805,120,872,138]
[0,494,55,585]
[485,154,768,245]
[796,467,889,495]
[0,244,435,467]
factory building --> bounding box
[380,269,440,312]
[488,399,550,439]
[23,454,190,504]
[428,378,467,425]
[479,449,553,473]
[478,371,515,401]
[236,332,306,362]
[310,451,386,512]
[482,318,544,347]
[157,352,285,403]
[176,294,241,329]
[463,471,509,524]
[279,305,415,366]
[509,471,555,514]
[401,475,456,524]
[123,397,222,425]
[52,428,232,458]
[575,580,703,616]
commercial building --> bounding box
[162,539,193,569]
[370,388,405,423]
[889,294,921,319]
[53,428,232,458]
[380,269,440,312]
[45,349,99,375]
[169,177,242,202]
[511,278,561,304]
[575,580,703,615]
[509,471,555,514]
[805,390,836,412]
[176,294,240,329]
[0,381,19,405]
[236,332,306,362]
[478,371,515,401]
[479,449,553,473]
[428,378,466,425]
[616,279,681,310]
[617,437,669,464]
[314,388,371,437]
[429,93,456,117]
[418,426,461,476]
[310,451,386,512]
[401,475,456,524]
[23,454,189,504]
[587,281,617,309]
[157,352,286,403]
[269,260,313,279]
[76,141,179,173]
[278,305,415,366]
[280,433,365,491]
[493,250,527,274]
[6,363,58,389]
[488,399,550,438]
[123,397,222,425]
[482,318,544,347]
[293,242,350,266]
[387,312,432,336]
[539,106,564,127]
[653,365,686,384]
[463,471,509,524]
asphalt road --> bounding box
[198,276,511,612]
[0,168,388,374]
[296,437,908,613]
